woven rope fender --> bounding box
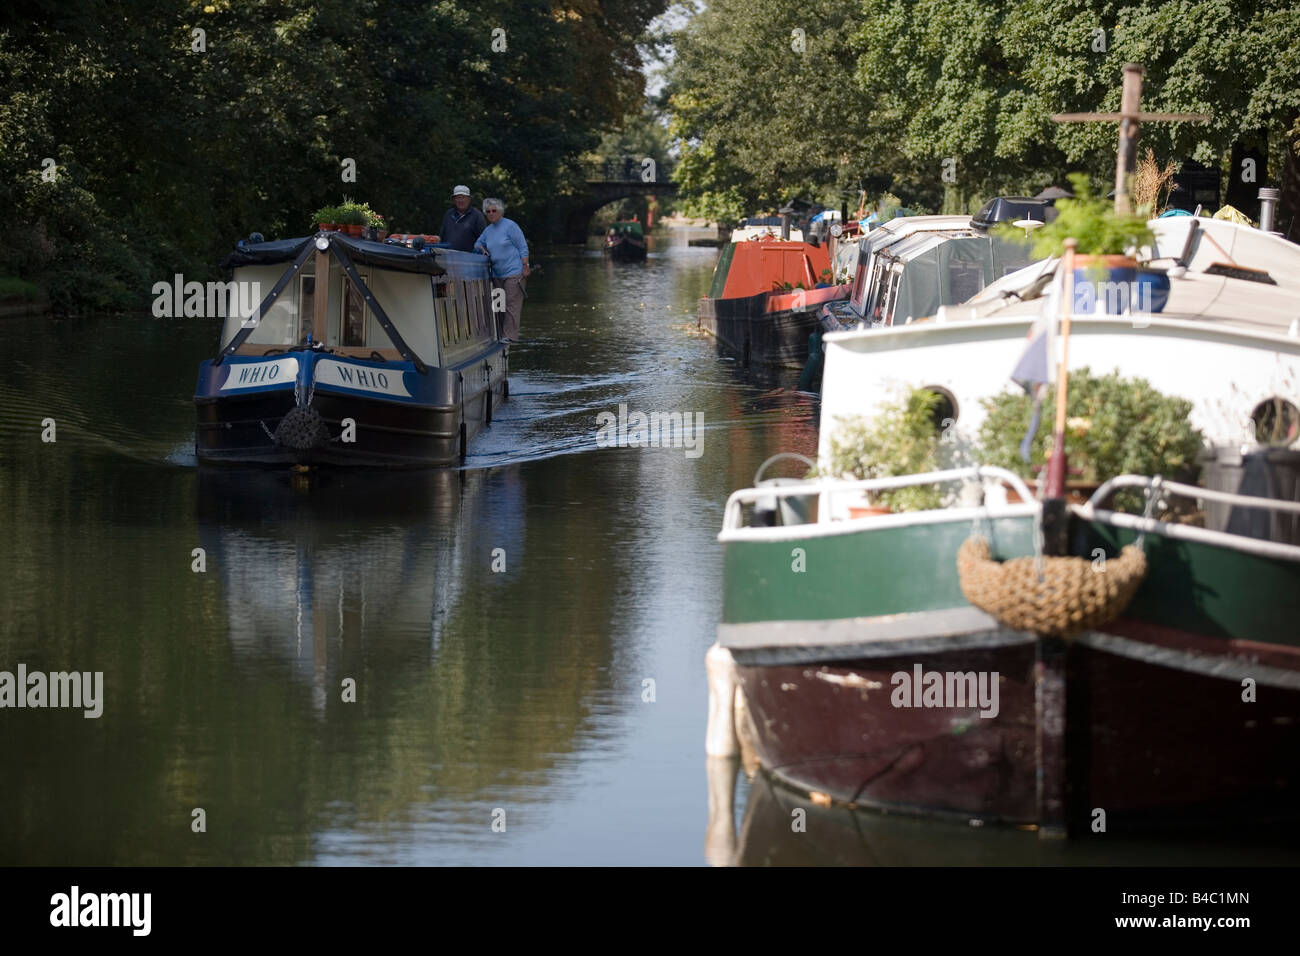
[956,536,1147,638]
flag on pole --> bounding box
[1009,261,1060,461]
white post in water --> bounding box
[705,643,739,756]
[705,756,739,867]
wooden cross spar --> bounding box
[1052,63,1211,214]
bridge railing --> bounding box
[581,157,675,184]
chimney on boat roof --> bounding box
[1259,188,1280,235]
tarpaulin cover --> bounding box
[220,233,491,279]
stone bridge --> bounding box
[560,160,678,243]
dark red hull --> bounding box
[735,621,1300,831]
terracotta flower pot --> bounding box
[318,222,338,232]
[344,224,365,237]
[848,504,893,518]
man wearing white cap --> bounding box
[439,185,487,252]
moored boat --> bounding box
[698,231,846,369]
[194,230,507,467]
[707,216,1300,833]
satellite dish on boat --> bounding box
[1013,218,1045,238]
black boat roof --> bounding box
[220,232,489,277]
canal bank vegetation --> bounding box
[0,0,668,313]
[666,0,1300,231]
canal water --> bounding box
[1,233,1294,865]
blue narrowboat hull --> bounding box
[194,345,508,467]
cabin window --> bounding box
[921,386,958,433]
[881,270,902,324]
[342,274,367,346]
[948,262,985,304]
[1251,398,1300,446]
[460,281,472,336]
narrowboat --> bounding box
[820,206,1042,333]
[194,230,508,467]
[707,215,1300,833]
[698,232,847,369]
[604,220,648,260]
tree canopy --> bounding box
[666,0,1300,230]
[0,0,666,310]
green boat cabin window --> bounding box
[342,274,367,346]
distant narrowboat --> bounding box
[698,232,846,369]
[604,220,648,260]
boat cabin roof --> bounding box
[947,218,1300,336]
[222,232,487,277]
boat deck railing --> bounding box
[721,465,1034,532]
[1085,474,1300,515]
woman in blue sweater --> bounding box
[474,198,530,342]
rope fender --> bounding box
[956,536,1148,638]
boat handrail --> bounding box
[721,465,1034,531]
[1085,474,1300,515]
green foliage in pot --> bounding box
[978,367,1204,491]
[313,204,341,226]
[335,201,368,227]
[822,387,946,511]
[996,173,1153,258]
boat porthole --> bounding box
[920,385,958,435]
[1249,397,1300,446]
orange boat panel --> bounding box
[719,242,833,299]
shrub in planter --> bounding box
[313,205,341,230]
[819,387,947,511]
[978,367,1204,508]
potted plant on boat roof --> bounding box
[977,367,1204,509]
[997,172,1157,315]
[817,387,949,514]
[313,204,342,231]
[336,201,368,237]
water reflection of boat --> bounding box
[712,763,1300,866]
[196,467,516,710]
[194,231,508,467]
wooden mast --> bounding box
[1051,63,1210,215]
